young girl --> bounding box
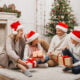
[23,31,49,67]
[62,30,80,74]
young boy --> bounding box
[47,22,69,66]
[62,30,80,74]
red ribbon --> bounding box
[53,53,61,62]
[26,58,36,68]
[33,56,43,59]
[62,55,70,66]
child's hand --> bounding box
[41,57,45,62]
[35,58,41,61]
[65,64,73,68]
[48,52,53,56]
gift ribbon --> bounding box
[33,51,44,59]
[26,58,36,68]
[53,53,61,62]
[33,56,44,59]
[62,55,70,66]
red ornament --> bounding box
[52,9,56,12]
[58,16,61,19]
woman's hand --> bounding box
[0,66,4,68]
[17,59,27,67]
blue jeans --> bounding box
[62,49,80,74]
[37,56,50,64]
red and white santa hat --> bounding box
[56,22,69,32]
[25,31,39,43]
[70,30,80,42]
[10,21,23,34]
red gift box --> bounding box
[26,58,37,68]
[33,50,44,58]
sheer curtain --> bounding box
[35,0,53,39]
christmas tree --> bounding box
[46,0,78,37]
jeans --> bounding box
[62,49,80,74]
[62,48,78,63]
[37,56,50,64]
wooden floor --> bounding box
[0,75,13,80]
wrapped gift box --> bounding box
[64,57,72,66]
[58,56,72,66]
[33,50,44,58]
[26,58,37,69]
[50,52,60,62]
[33,51,38,58]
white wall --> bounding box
[70,0,80,25]
[0,0,80,34]
[0,0,36,34]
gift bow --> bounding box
[26,58,36,68]
[33,55,44,58]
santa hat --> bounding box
[25,31,39,43]
[70,30,80,42]
[10,21,23,34]
[56,22,68,32]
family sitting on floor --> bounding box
[0,21,80,77]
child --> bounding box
[62,30,80,74]
[47,22,69,66]
[23,31,49,68]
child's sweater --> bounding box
[23,43,43,60]
[48,33,67,55]
[61,34,80,66]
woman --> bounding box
[6,21,32,77]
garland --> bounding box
[0,7,21,18]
